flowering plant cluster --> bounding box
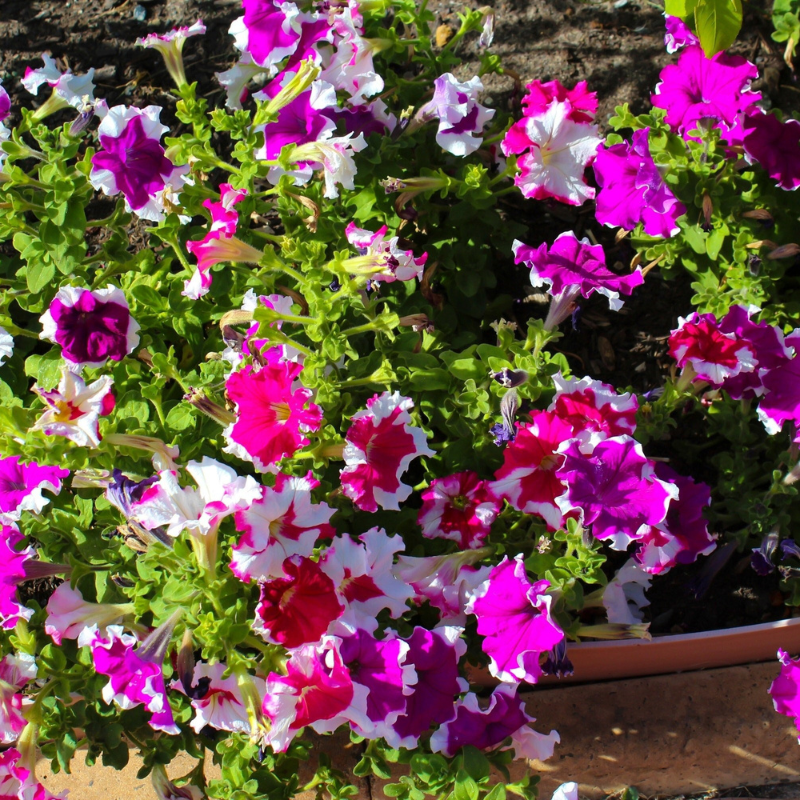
[0,1,800,798]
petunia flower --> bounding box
[0,652,36,745]
[386,626,468,749]
[467,555,564,685]
[556,436,678,550]
[174,662,266,734]
[664,14,699,52]
[757,352,800,436]
[549,373,638,443]
[344,222,428,284]
[651,44,760,141]
[320,528,415,633]
[230,0,306,72]
[519,79,597,123]
[90,105,189,222]
[339,627,417,738]
[0,326,13,367]
[513,232,643,327]
[287,132,368,198]
[0,81,9,123]
[602,559,652,624]
[253,555,343,648]
[136,20,206,89]
[742,111,800,192]
[39,285,140,369]
[430,684,559,761]
[340,391,433,513]
[224,360,323,472]
[32,367,115,448]
[0,526,35,630]
[593,127,686,237]
[45,583,133,647]
[501,99,602,205]
[668,312,757,385]
[22,53,96,119]
[415,73,495,157]
[489,411,574,529]
[262,637,371,751]
[231,472,335,582]
[418,471,500,549]
[0,456,68,524]
[770,649,800,741]
[90,618,181,735]
[216,52,266,109]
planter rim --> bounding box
[467,615,800,687]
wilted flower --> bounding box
[39,285,140,369]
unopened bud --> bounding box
[184,389,236,426]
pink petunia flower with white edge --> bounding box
[430,684,559,761]
[174,662,266,734]
[320,528,415,634]
[32,367,115,448]
[136,20,206,89]
[90,105,189,222]
[134,456,261,539]
[39,285,140,370]
[549,373,638,448]
[467,555,565,685]
[262,636,372,752]
[231,472,335,582]
[0,326,13,367]
[0,456,68,525]
[340,391,434,513]
[502,99,602,205]
[45,582,133,647]
[418,471,500,549]
[415,73,496,157]
[770,648,800,741]
[489,410,575,530]
[0,652,36,745]
[22,53,96,117]
[182,183,248,299]
[556,436,678,550]
[669,312,757,386]
[224,359,323,472]
[344,222,428,284]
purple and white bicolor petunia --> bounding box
[39,285,140,369]
[0,456,68,524]
[90,105,189,222]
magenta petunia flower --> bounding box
[339,628,417,737]
[0,456,68,524]
[549,373,638,440]
[742,111,800,191]
[232,472,334,582]
[0,652,36,745]
[39,285,140,368]
[174,662,266,734]
[345,222,428,284]
[0,525,34,630]
[502,100,602,205]
[262,638,370,751]
[45,583,129,646]
[651,45,760,141]
[757,353,800,436]
[230,0,305,70]
[320,528,414,634]
[593,128,686,238]
[90,105,188,222]
[253,555,343,648]
[387,626,467,748]
[513,232,643,321]
[33,367,115,448]
[430,684,559,761]
[771,649,800,741]
[467,555,564,685]
[520,79,597,123]
[669,312,757,385]
[556,436,678,550]
[224,361,323,472]
[418,471,500,549]
[489,411,574,529]
[0,82,9,123]
[635,464,715,574]
[90,624,180,735]
[340,392,434,513]
[664,15,698,53]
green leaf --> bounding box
[484,786,507,800]
[694,0,742,57]
[461,747,490,783]
[26,258,56,294]
[454,770,479,800]
[665,0,698,18]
